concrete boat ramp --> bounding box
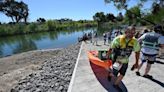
[68,40,164,92]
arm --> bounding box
[137,33,147,46]
[134,51,140,68]
[106,48,112,59]
[131,39,141,70]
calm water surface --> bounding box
[0,27,97,57]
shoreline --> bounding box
[0,43,81,92]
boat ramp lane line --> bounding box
[67,42,84,92]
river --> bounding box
[0,27,98,57]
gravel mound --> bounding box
[11,43,81,92]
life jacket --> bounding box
[112,35,136,63]
[142,33,159,50]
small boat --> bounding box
[87,51,112,69]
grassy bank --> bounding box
[0,20,97,36]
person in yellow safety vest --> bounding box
[106,26,140,90]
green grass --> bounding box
[0,20,97,36]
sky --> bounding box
[0,0,153,23]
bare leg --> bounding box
[107,68,114,81]
[114,74,124,85]
[137,62,144,72]
[144,63,151,75]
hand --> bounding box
[106,55,109,60]
[106,53,110,60]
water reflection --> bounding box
[13,39,37,54]
[0,27,97,57]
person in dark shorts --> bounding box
[106,26,140,88]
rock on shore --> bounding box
[11,43,81,92]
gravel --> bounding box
[11,42,81,92]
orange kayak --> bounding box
[88,51,112,69]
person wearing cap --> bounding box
[135,25,164,79]
[106,26,140,89]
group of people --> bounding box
[79,29,123,46]
[78,32,91,42]
[106,25,164,90]
[103,29,123,45]
[78,31,98,45]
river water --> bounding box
[0,27,97,57]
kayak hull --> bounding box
[88,51,112,69]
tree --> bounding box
[104,0,159,25]
[93,12,106,26]
[116,12,123,21]
[152,3,160,14]
[106,13,116,22]
[104,0,127,10]
[124,6,141,25]
[37,18,46,23]
[104,0,163,10]
[0,0,29,23]
[18,1,29,23]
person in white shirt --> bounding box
[135,25,164,79]
[92,32,98,45]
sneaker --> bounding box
[136,71,141,76]
[143,74,153,79]
[113,85,123,92]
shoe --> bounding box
[136,71,141,76]
[131,65,135,71]
[113,84,123,92]
[143,74,153,79]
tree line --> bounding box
[93,0,164,27]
